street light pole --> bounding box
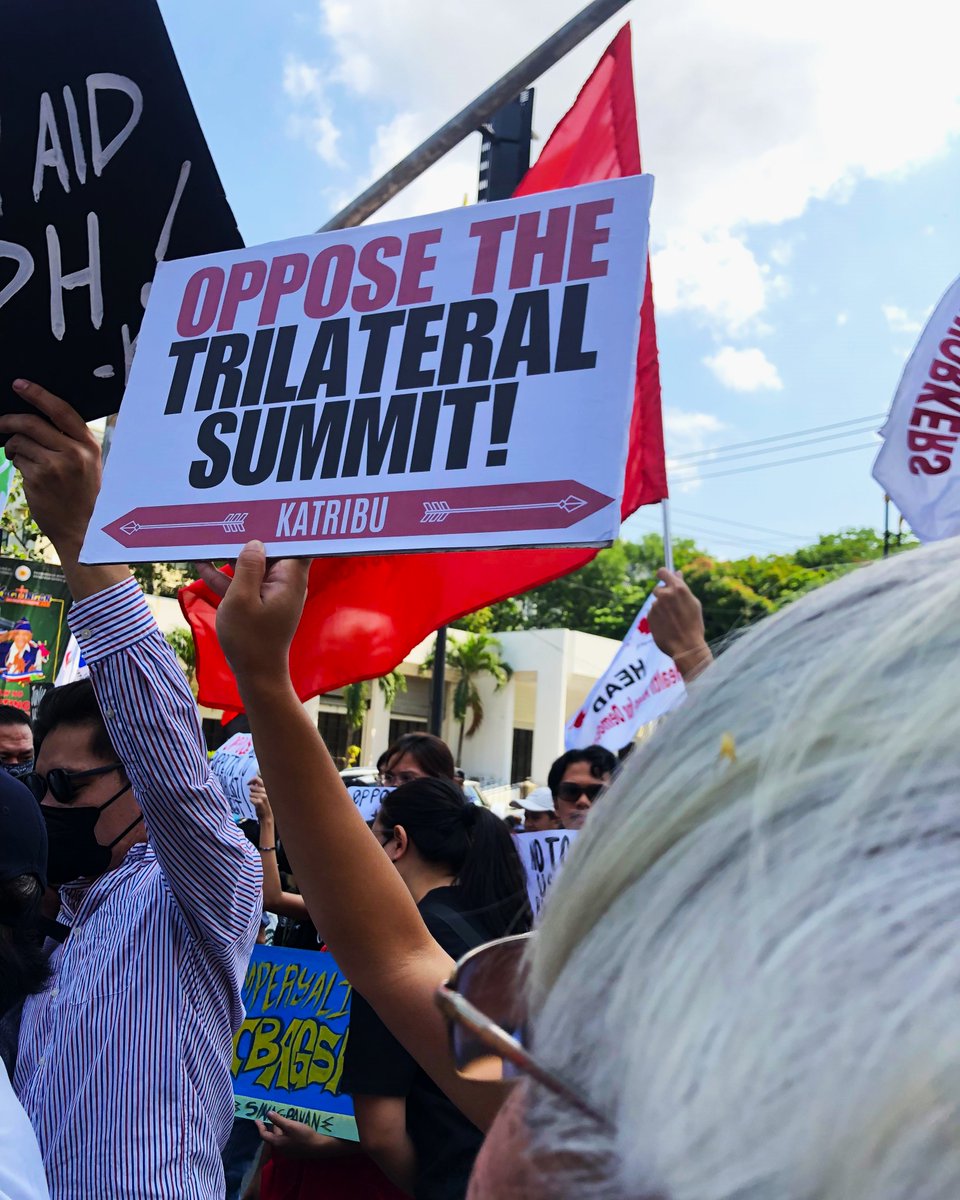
[318,0,630,232]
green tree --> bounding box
[164,628,197,696]
[343,671,408,740]
[423,633,512,763]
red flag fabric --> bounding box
[180,23,667,711]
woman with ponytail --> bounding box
[336,776,530,1200]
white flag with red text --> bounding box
[873,273,960,541]
[565,591,685,752]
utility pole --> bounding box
[427,89,536,741]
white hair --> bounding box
[526,538,960,1200]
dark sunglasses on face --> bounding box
[434,933,610,1128]
[22,763,124,805]
[556,781,605,805]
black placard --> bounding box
[0,0,244,420]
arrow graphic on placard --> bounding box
[421,495,588,524]
[102,481,615,553]
[118,512,248,537]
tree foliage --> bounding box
[344,671,408,736]
[423,632,512,762]
[463,528,918,647]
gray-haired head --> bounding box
[527,538,960,1200]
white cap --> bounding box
[510,786,555,813]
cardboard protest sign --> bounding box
[232,944,356,1139]
[515,829,578,921]
[873,272,960,541]
[83,174,654,562]
[0,559,71,715]
[0,0,242,421]
[347,784,392,822]
[565,590,685,751]
[210,732,259,824]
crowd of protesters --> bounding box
[1,375,956,1200]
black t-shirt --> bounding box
[340,886,490,1200]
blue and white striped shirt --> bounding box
[14,577,262,1198]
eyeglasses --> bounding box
[555,781,605,805]
[22,763,124,805]
[434,933,609,1128]
[372,825,395,847]
[379,770,423,786]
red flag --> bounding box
[181,23,666,711]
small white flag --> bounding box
[873,273,960,541]
[54,634,88,686]
[565,591,685,753]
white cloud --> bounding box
[663,409,725,492]
[305,0,960,330]
[282,54,343,167]
[652,231,785,333]
[882,304,924,335]
[703,346,784,392]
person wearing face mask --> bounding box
[0,705,35,781]
[0,769,51,1200]
[0,380,262,1200]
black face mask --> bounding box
[41,782,140,886]
[2,759,34,780]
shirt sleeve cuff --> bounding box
[68,576,158,664]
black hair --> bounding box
[0,874,51,1018]
[0,704,30,729]
[547,745,617,799]
[380,777,531,939]
[33,678,117,762]
[381,732,456,782]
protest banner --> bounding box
[565,590,685,751]
[515,828,578,920]
[210,732,259,823]
[83,174,654,562]
[0,0,242,421]
[873,272,960,541]
[347,784,392,822]
[232,944,356,1139]
[0,559,71,714]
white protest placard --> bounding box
[565,590,685,752]
[515,829,578,921]
[82,175,653,563]
[873,272,960,541]
[347,784,392,822]
[210,732,259,823]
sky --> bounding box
[157,0,960,559]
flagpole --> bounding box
[662,498,674,572]
[883,493,891,558]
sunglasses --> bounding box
[434,933,609,1127]
[555,781,605,805]
[22,763,124,805]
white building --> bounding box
[146,594,622,789]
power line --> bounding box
[671,424,883,472]
[670,413,885,462]
[669,507,815,543]
[687,440,878,482]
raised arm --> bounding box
[249,777,310,921]
[200,545,505,1130]
[0,380,262,955]
[648,567,714,681]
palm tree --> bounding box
[343,671,408,741]
[423,633,512,763]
